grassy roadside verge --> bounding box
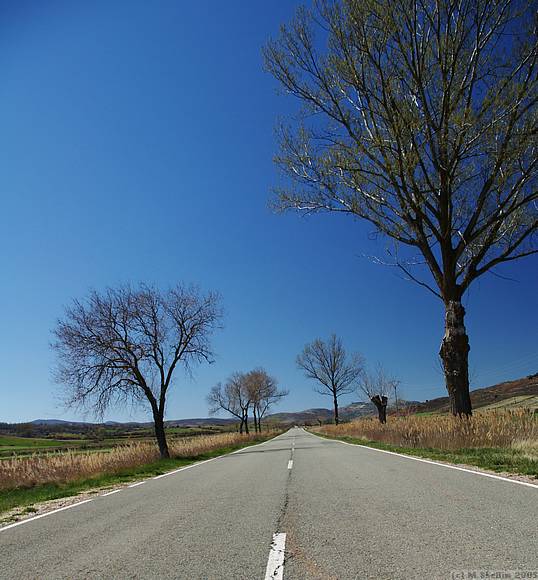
[310,431,538,479]
[0,434,277,518]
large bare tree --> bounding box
[53,284,222,458]
[264,0,538,416]
[297,334,364,424]
[246,368,289,432]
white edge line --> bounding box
[0,499,94,533]
[102,489,121,496]
[308,430,538,490]
[152,457,216,479]
[0,431,285,535]
[152,432,281,480]
[264,532,286,580]
[287,460,293,470]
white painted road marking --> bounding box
[0,435,285,535]
[0,499,94,533]
[309,431,538,490]
[128,481,145,488]
[264,532,286,580]
[287,460,293,470]
[153,457,219,479]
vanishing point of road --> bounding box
[1,428,536,579]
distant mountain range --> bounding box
[28,417,237,427]
[9,373,538,429]
[267,401,377,425]
[24,404,374,429]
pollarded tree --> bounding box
[264,0,538,416]
[53,284,222,458]
[359,364,400,424]
[297,334,364,425]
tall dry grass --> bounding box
[0,432,273,491]
[316,410,537,450]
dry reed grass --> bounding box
[511,438,538,461]
[317,409,537,450]
[0,431,271,491]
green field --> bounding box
[0,433,274,519]
[479,395,538,412]
[0,425,235,459]
[0,436,85,457]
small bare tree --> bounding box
[297,334,364,425]
[53,284,222,458]
[265,0,538,416]
[246,368,289,432]
[359,365,400,424]
[207,373,252,434]
[207,381,243,431]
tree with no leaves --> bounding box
[359,364,400,424]
[207,372,252,434]
[246,368,289,432]
[53,284,222,458]
[265,0,538,416]
[297,334,364,424]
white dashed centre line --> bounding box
[264,532,286,580]
[287,460,293,470]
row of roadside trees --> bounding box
[207,369,288,433]
[297,334,399,425]
[264,0,538,417]
[51,0,538,461]
[49,280,398,460]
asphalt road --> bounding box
[0,428,536,579]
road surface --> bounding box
[0,428,536,579]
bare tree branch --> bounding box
[297,334,364,424]
[265,0,538,416]
[53,283,223,457]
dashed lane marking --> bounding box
[264,532,286,580]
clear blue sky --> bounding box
[1,1,536,423]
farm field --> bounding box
[0,436,85,458]
[0,424,235,459]
[480,394,538,412]
[0,429,278,518]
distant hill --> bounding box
[6,373,537,432]
[267,408,334,425]
[166,418,237,427]
[31,419,89,426]
[267,401,375,425]
[27,417,236,428]
[412,373,538,414]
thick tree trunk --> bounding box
[243,410,249,434]
[371,395,388,424]
[439,300,472,417]
[152,411,170,459]
[333,391,339,425]
[239,418,244,434]
[253,407,258,433]
[258,417,262,432]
